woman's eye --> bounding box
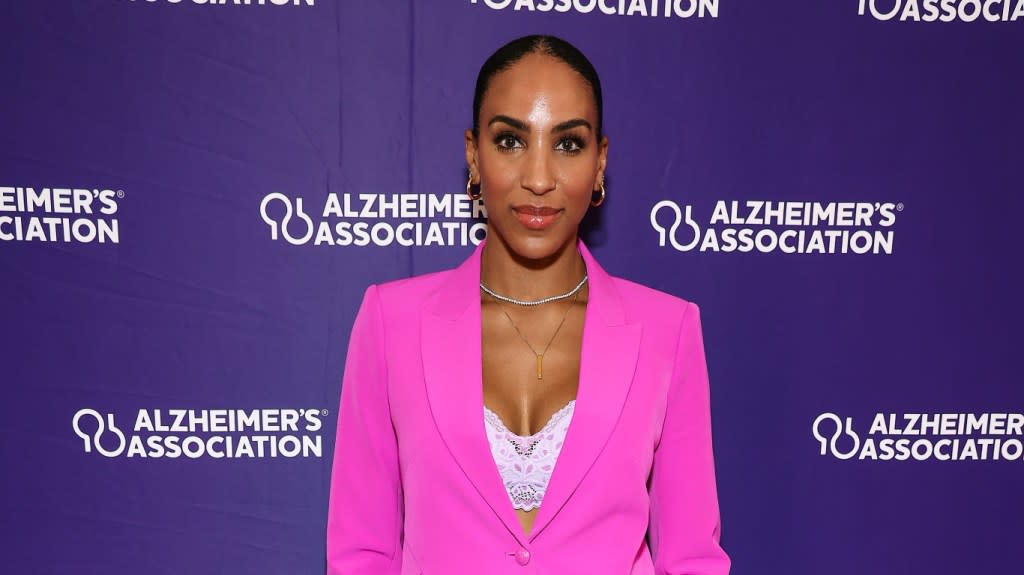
[557,137,585,154]
[495,134,521,151]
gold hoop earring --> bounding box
[591,181,606,207]
[466,174,482,200]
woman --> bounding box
[326,35,729,575]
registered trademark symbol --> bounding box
[896,203,904,211]
[321,409,329,416]
[117,190,125,199]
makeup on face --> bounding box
[512,205,563,231]
[472,54,604,246]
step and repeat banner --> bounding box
[1,1,1021,573]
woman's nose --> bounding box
[521,148,556,195]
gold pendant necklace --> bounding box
[486,289,580,380]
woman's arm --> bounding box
[326,284,404,575]
[649,302,731,575]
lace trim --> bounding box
[483,400,576,512]
[483,399,576,439]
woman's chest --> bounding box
[480,303,584,438]
[384,306,675,491]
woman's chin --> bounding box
[509,234,576,263]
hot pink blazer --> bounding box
[326,236,730,575]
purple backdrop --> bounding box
[2,1,1022,573]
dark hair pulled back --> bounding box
[471,35,603,142]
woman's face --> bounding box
[466,52,608,262]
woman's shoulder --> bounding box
[606,275,706,361]
[608,274,699,326]
[376,267,451,294]
[358,266,455,316]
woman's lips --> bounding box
[513,206,562,230]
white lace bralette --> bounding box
[483,400,576,512]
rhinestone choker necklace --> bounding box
[479,274,588,307]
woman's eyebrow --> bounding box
[488,115,592,133]
[488,114,528,131]
[552,118,592,133]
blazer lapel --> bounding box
[526,239,642,542]
[420,237,643,546]
[421,240,529,545]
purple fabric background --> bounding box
[1,1,1021,573]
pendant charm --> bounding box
[536,354,543,380]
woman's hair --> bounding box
[472,34,603,141]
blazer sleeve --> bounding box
[649,302,731,575]
[326,284,404,575]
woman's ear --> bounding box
[596,134,609,184]
[464,129,479,181]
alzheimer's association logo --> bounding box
[260,192,314,245]
[651,199,901,255]
[71,407,326,460]
[812,413,861,460]
[811,411,1024,462]
[72,409,127,457]
[258,191,486,247]
[1,186,123,244]
[650,200,701,251]
[466,0,720,18]
[857,0,1024,22]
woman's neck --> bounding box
[479,232,587,301]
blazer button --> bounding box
[514,549,531,566]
